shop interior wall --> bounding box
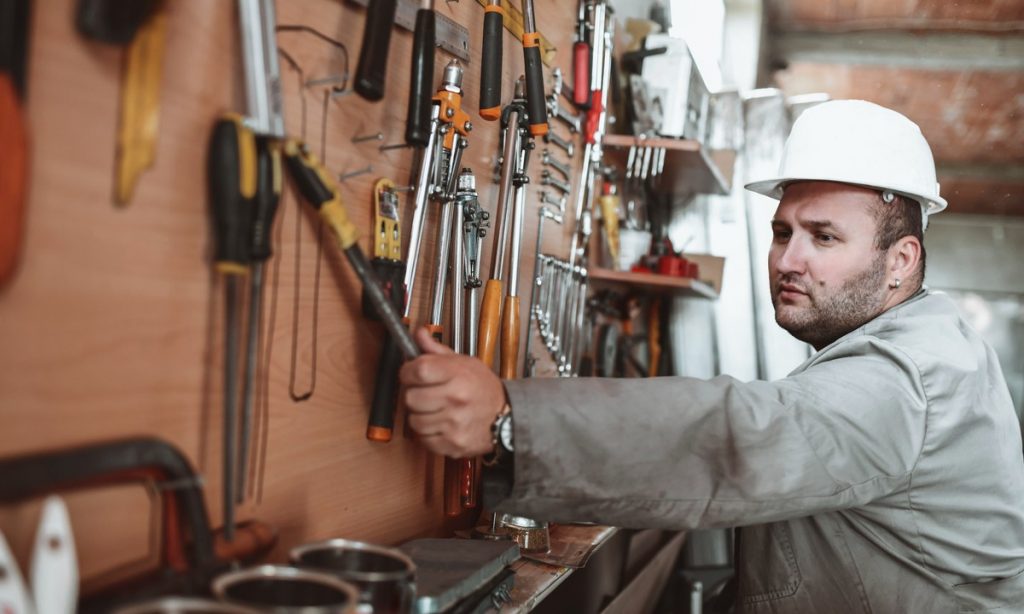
[0,0,583,591]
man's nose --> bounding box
[774,238,807,275]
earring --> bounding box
[890,278,901,289]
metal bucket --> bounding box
[290,539,416,614]
[211,565,360,613]
[112,597,261,614]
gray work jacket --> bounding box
[499,290,1024,612]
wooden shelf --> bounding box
[602,134,735,196]
[588,267,718,299]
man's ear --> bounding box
[889,235,922,284]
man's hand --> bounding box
[400,328,506,458]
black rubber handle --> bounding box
[354,0,398,101]
[405,8,436,146]
[75,0,157,44]
[250,139,281,261]
[366,264,405,444]
[522,41,548,136]
[478,7,503,121]
[208,117,253,267]
[283,147,334,209]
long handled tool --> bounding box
[283,141,419,360]
[207,114,256,542]
[406,0,436,146]
[236,0,285,504]
[478,0,503,121]
[520,0,548,137]
[354,0,398,101]
[477,78,528,368]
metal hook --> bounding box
[276,24,350,93]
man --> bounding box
[400,100,1024,611]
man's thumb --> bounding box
[415,327,456,355]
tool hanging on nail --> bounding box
[520,0,548,137]
[207,113,255,543]
[573,0,592,109]
[405,0,436,147]
[354,0,398,101]
[565,0,613,377]
[477,77,532,373]
[284,141,419,361]
[479,0,503,121]
[365,179,407,443]
[414,61,476,517]
[236,0,286,507]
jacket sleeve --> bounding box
[495,336,929,529]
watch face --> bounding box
[499,415,514,453]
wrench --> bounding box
[538,189,566,212]
[541,149,572,180]
[541,170,571,194]
[544,129,575,157]
[548,95,581,133]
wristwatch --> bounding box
[483,403,513,466]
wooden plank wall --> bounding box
[0,0,584,592]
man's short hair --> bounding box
[869,194,927,286]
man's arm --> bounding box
[494,338,928,529]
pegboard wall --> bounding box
[0,0,588,592]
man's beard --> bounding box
[773,253,888,349]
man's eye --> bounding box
[817,233,835,243]
[773,230,791,241]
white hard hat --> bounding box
[745,100,947,228]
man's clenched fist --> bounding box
[400,328,507,458]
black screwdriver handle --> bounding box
[208,115,256,270]
[405,7,436,146]
[354,0,398,101]
[250,138,282,261]
[522,35,548,136]
[478,2,503,121]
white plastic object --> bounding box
[745,99,947,228]
[0,530,34,614]
[30,497,77,614]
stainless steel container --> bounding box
[290,539,416,614]
[211,565,359,613]
[112,597,260,614]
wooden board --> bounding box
[0,0,586,593]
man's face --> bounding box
[768,182,889,349]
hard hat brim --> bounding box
[744,177,948,216]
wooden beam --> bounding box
[770,31,1024,71]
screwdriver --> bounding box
[207,114,257,542]
[282,140,419,361]
[236,0,285,504]
[520,0,548,136]
[237,138,280,502]
[478,0,503,121]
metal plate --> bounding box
[399,538,519,614]
[347,0,470,62]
